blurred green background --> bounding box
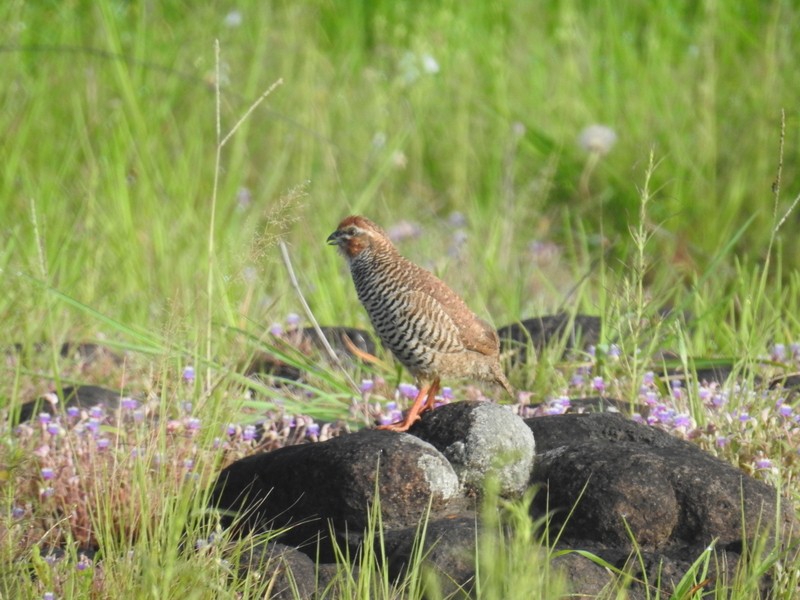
[2,0,799,340]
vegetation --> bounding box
[2,0,800,597]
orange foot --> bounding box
[377,379,440,432]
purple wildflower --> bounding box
[76,554,91,571]
[716,436,729,447]
[755,458,773,470]
[12,506,24,519]
[592,376,605,392]
[771,344,787,362]
[38,412,51,424]
[360,379,374,393]
[66,406,80,418]
[242,425,257,441]
[43,592,55,600]
[673,414,692,428]
[182,366,195,383]
[545,397,570,415]
[286,313,301,327]
[235,186,251,207]
[442,387,454,400]
[710,393,727,408]
[41,468,55,481]
[269,323,283,336]
[46,423,61,436]
[380,409,404,426]
[96,438,110,450]
[89,405,104,419]
[186,417,202,431]
[306,423,320,437]
[570,373,585,387]
[121,397,138,411]
[642,371,655,386]
[779,404,793,418]
[183,459,194,471]
[226,423,237,436]
[398,383,419,400]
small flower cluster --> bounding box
[218,412,334,461]
[8,386,207,552]
[267,312,303,337]
[633,374,695,434]
[357,378,458,427]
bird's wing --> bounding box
[405,269,500,357]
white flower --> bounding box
[421,53,440,74]
[578,124,617,155]
[224,11,243,28]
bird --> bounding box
[327,215,514,432]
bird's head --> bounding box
[327,215,389,260]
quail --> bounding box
[327,215,514,431]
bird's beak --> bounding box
[326,231,341,246]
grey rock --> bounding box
[237,541,316,599]
[411,401,535,498]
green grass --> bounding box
[2,0,800,597]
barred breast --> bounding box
[349,252,462,376]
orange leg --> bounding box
[377,379,440,432]
[421,379,440,413]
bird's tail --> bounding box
[493,365,516,399]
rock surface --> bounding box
[210,428,459,560]
[210,405,797,597]
[527,412,796,597]
[497,313,601,362]
[410,401,535,497]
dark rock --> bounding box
[209,409,795,597]
[245,352,303,381]
[6,341,123,365]
[497,314,601,363]
[526,411,683,454]
[14,385,130,424]
[299,326,376,359]
[769,372,800,396]
[382,512,478,597]
[59,342,123,365]
[210,429,459,560]
[245,326,376,381]
[315,562,354,597]
[528,395,633,415]
[410,402,535,498]
[550,550,620,599]
[534,441,680,548]
[652,351,750,387]
[527,413,796,552]
[236,541,316,599]
[553,541,753,600]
